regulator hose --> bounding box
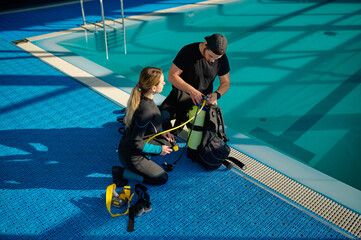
[146,99,206,143]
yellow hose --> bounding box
[146,99,206,143]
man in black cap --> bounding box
[159,33,230,134]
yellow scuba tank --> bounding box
[188,104,207,150]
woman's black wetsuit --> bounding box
[118,96,168,185]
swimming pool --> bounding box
[21,0,361,213]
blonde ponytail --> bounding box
[123,67,163,128]
[124,86,141,127]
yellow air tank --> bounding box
[188,104,207,150]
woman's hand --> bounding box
[162,132,175,142]
[160,145,173,155]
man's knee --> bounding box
[161,110,173,130]
[161,110,171,122]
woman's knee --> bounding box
[144,171,168,185]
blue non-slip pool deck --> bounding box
[0,0,360,239]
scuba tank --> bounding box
[187,104,207,151]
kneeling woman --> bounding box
[115,67,174,185]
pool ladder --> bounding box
[80,0,127,59]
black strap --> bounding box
[135,184,148,197]
[222,160,232,170]
[225,156,246,170]
[117,117,124,123]
[127,206,135,232]
[134,184,150,206]
[118,126,125,134]
[190,125,203,132]
[127,184,148,232]
[217,107,229,142]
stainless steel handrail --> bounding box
[80,0,127,58]
[99,0,109,59]
[120,0,127,54]
[80,0,86,26]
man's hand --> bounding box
[190,88,204,105]
[162,132,175,142]
[207,92,218,105]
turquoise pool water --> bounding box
[34,0,361,192]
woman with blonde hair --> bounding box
[114,67,174,185]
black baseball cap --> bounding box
[205,33,227,55]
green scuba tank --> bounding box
[188,104,207,150]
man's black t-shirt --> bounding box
[159,42,230,127]
[173,42,230,95]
